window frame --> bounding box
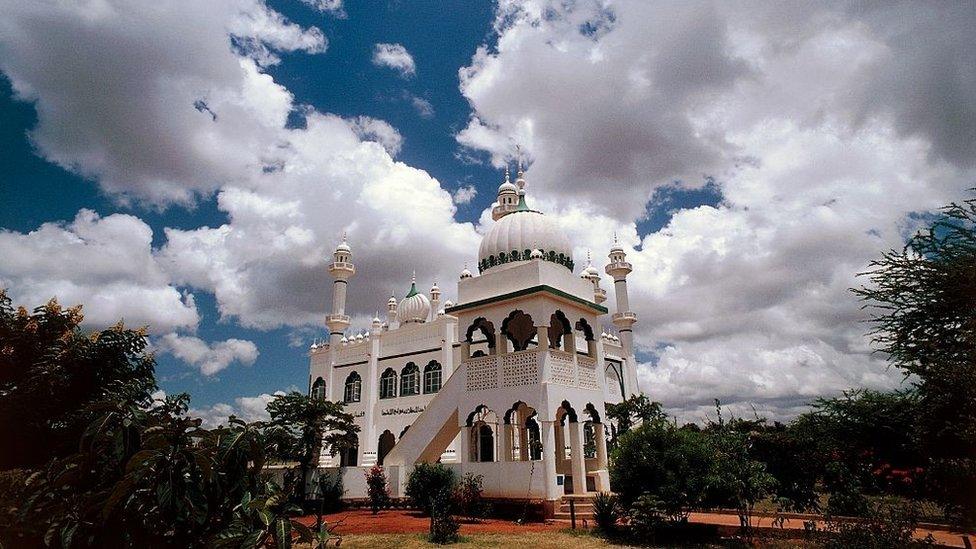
[379,368,397,399]
[423,361,442,394]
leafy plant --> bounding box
[428,488,459,544]
[591,491,620,532]
[627,494,667,540]
[405,463,457,515]
[364,466,391,515]
[215,482,319,549]
[454,473,486,520]
[824,498,934,549]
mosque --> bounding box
[307,165,640,516]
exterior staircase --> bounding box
[552,493,597,521]
[382,362,465,467]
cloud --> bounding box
[157,333,259,376]
[453,185,478,205]
[0,209,198,333]
[189,391,283,428]
[459,0,975,419]
[298,0,345,18]
[372,43,416,78]
[348,116,403,156]
[409,94,434,118]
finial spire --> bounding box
[587,249,592,266]
[504,167,510,183]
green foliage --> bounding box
[591,492,620,532]
[609,414,711,520]
[626,494,667,541]
[265,392,360,502]
[0,291,156,469]
[854,192,976,524]
[405,463,457,516]
[605,394,666,441]
[454,473,486,520]
[428,488,459,544]
[824,498,935,549]
[315,470,344,513]
[364,466,391,515]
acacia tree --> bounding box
[266,392,359,502]
[853,193,976,524]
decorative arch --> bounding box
[379,368,397,399]
[423,361,442,394]
[583,402,602,424]
[575,318,595,341]
[606,363,624,396]
[377,430,395,466]
[343,372,361,403]
[501,310,537,351]
[548,310,572,350]
[556,400,578,424]
[400,362,420,396]
[339,433,359,466]
[465,317,496,349]
[310,376,326,400]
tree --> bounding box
[605,394,667,447]
[265,392,359,503]
[853,193,976,524]
[364,466,391,515]
[0,292,156,469]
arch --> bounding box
[470,422,495,462]
[605,364,623,396]
[548,310,572,350]
[557,400,578,424]
[501,310,537,351]
[339,433,359,466]
[575,318,595,341]
[471,349,487,358]
[465,317,496,349]
[583,422,597,459]
[526,417,542,460]
[343,372,362,403]
[423,361,442,394]
[400,362,420,396]
[583,402,602,424]
[377,430,395,466]
[379,368,397,399]
[465,404,492,427]
[310,376,326,400]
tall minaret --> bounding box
[326,235,354,343]
[605,234,639,396]
[386,292,398,329]
[429,281,441,321]
[580,250,607,305]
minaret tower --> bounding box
[326,234,355,342]
[429,281,441,321]
[387,292,398,329]
[580,250,607,304]
[605,234,640,395]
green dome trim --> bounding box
[405,281,419,298]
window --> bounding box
[379,368,397,399]
[400,363,420,396]
[311,377,326,400]
[343,372,361,403]
[423,361,442,394]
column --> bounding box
[460,341,471,360]
[501,423,513,462]
[518,423,529,461]
[536,325,548,349]
[541,420,560,500]
[587,339,597,358]
[458,425,470,463]
[496,327,508,355]
[554,421,566,464]
[594,422,609,470]
[568,421,588,494]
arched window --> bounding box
[378,430,395,466]
[340,434,358,466]
[379,368,397,399]
[501,310,537,351]
[606,364,623,397]
[400,363,420,396]
[310,377,326,400]
[526,418,542,461]
[423,361,442,394]
[343,372,361,403]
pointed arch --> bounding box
[379,368,397,399]
[548,310,572,350]
[311,376,326,400]
[501,310,537,351]
[400,362,420,396]
[343,372,362,403]
[465,317,496,349]
[423,360,442,393]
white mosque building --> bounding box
[307,166,640,516]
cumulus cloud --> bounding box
[453,185,478,205]
[157,333,259,376]
[372,43,416,78]
[299,0,345,17]
[0,209,198,333]
[189,391,283,428]
[409,95,435,118]
[460,0,975,419]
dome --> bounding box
[398,279,431,324]
[530,248,543,259]
[581,264,600,278]
[459,266,472,279]
[478,208,573,272]
[498,181,518,194]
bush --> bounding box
[454,473,486,520]
[592,492,621,532]
[364,466,391,515]
[405,463,457,515]
[428,489,460,544]
[627,494,667,540]
[317,470,344,513]
[825,498,935,548]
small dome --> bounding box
[479,206,572,272]
[444,299,454,308]
[431,281,440,293]
[388,294,397,306]
[530,248,544,259]
[341,335,348,344]
[460,266,472,279]
[498,181,518,195]
[372,312,382,324]
[398,277,431,324]
[610,234,624,254]
[336,241,351,253]
[355,333,364,341]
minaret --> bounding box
[387,292,398,329]
[580,250,607,304]
[605,234,639,395]
[326,234,354,343]
[429,281,441,321]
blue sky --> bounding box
[0,1,971,423]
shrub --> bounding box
[317,470,344,513]
[454,473,486,520]
[364,466,391,515]
[405,463,457,515]
[627,494,667,540]
[592,492,621,532]
[825,498,935,548]
[428,488,460,544]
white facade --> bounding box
[308,167,641,509]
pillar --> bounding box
[460,341,471,360]
[519,423,529,461]
[595,422,609,470]
[541,420,560,499]
[554,421,566,464]
[536,326,548,349]
[587,339,597,358]
[568,421,588,494]
[501,423,513,462]
[458,425,471,463]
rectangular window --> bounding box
[424,369,442,394]
[380,376,396,399]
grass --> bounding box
[325,531,635,548]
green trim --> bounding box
[444,284,608,315]
[515,193,529,211]
[405,281,418,298]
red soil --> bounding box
[296,509,559,535]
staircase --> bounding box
[552,493,596,521]
[382,362,464,466]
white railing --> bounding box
[461,349,602,392]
